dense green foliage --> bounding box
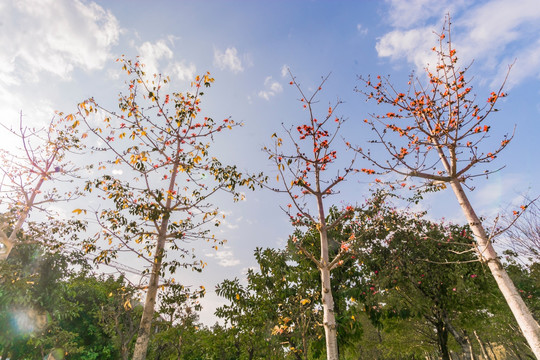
[1,205,537,359]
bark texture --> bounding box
[449,179,540,359]
[317,195,339,360]
[132,234,167,360]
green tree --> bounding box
[0,236,138,359]
[147,283,205,360]
[0,240,79,358]
[354,208,535,359]
[217,247,321,360]
[76,58,262,360]
[216,276,285,359]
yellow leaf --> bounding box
[236,294,240,300]
[123,299,132,310]
[300,299,310,305]
[72,209,86,215]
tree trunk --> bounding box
[320,264,339,360]
[132,234,167,360]
[474,331,491,360]
[121,343,129,360]
[449,179,540,358]
[316,194,339,360]
[1,347,10,360]
[436,321,451,360]
[444,313,473,360]
[302,329,309,360]
[486,342,498,360]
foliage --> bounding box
[0,239,138,359]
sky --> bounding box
[1,0,539,325]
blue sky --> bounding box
[1,0,539,324]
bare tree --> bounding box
[352,17,540,356]
[501,198,540,262]
[264,73,358,360]
[0,112,81,260]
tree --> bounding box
[0,113,81,260]
[76,58,262,360]
[148,283,205,360]
[92,275,142,360]
[501,199,540,262]
[264,73,361,360]
[216,277,284,359]
[353,17,540,355]
[216,247,321,360]
[359,213,499,359]
[0,233,135,360]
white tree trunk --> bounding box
[316,191,339,360]
[320,263,339,360]
[132,235,166,360]
[449,179,540,358]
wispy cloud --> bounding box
[281,64,290,77]
[258,76,283,100]
[137,39,197,81]
[213,47,244,73]
[205,247,241,267]
[378,0,540,86]
[0,0,120,129]
[0,0,120,84]
[137,40,173,76]
[356,23,368,35]
[169,61,197,81]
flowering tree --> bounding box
[0,114,81,260]
[264,74,359,360]
[353,18,540,355]
[76,58,261,360]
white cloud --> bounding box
[356,23,368,35]
[454,0,540,87]
[258,76,283,101]
[205,247,240,267]
[213,47,244,73]
[375,27,438,71]
[0,0,120,84]
[136,39,198,82]
[384,0,461,29]
[137,40,174,76]
[0,86,55,135]
[0,0,120,132]
[168,61,197,81]
[281,64,290,77]
[378,0,540,86]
